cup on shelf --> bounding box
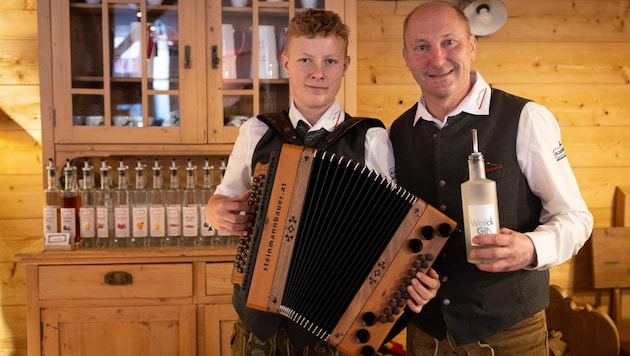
[147,0,164,5]
[85,0,101,3]
[300,0,319,8]
[112,115,130,127]
[85,116,104,126]
[230,0,248,6]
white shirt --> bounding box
[215,100,396,200]
[412,72,594,270]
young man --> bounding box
[205,9,440,355]
[390,2,593,355]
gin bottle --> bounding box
[198,159,215,245]
[461,129,500,263]
[181,159,199,245]
[148,158,166,246]
[79,160,96,248]
[130,159,149,247]
[112,160,131,247]
[43,158,61,236]
[164,159,182,246]
[95,160,114,248]
[61,160,81,245]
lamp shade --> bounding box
[463,0,508,36]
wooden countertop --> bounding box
[17,244,239,265]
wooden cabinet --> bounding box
[37,0,357,163]
[18,246,238,356]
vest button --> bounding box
[438,180,446,187]
[439,204,447,211]
[440,275,448,283]
[443,298,451,306]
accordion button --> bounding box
[438,179,446,187]
[355,329,371,343]
[443,298,451,306]
[421,226,435,239]
[408,238,423,252]
[438,223,453,237]
[361,312,377,326]
[396,299,406,307]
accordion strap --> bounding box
[257,110,385,150]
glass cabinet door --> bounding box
[209,0,326,143]
[52,0,203,144]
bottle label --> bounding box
[96,207,110,238]
[60,207,76,240]
[150,206,166,237]
[182,206,199,237]
[114,207,130,238]
[43,207,59,234]
[79,207,96,238]
[466,204,498,245]
[166,205,182,236]
[132,206,149,237]
[198,206,214,237]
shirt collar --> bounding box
[413,71,491,128]
[289,100,344,132]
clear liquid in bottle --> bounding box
[461,129,500,263]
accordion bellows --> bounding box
[232,144,456,355]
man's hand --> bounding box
[469,227,538,272]
[407,268,440,313]
[204,191,255,236]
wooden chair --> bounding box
[546,284,620,356]
[591,226,630,354]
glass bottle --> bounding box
[164,159,182,246]
[461,129,500,263]
[215,157,234,244]
[43,158,61,236]
[197,158,215,245]
[61,160,81,245]
[131,159,149,247]
[181,159,199,245]
[112,160,131,247]
[148,158,166,246]
[95,160,114,248]
[79,160,96,248]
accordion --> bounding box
[232,144,456,355]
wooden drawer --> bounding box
[205,262,234,296]
[39,263,193,300]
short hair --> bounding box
[285,9,350,55]
[403,1,472,46]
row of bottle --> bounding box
[43,157,234,248]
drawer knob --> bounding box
[104,271,133,286]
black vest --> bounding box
[389,89,549,345]
[233,110,386,348]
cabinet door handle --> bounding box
[104,271,133,286]
[184,45,191,69]
[211,45,219,69]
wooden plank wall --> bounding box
[0,1,41,355]
[0,0,629,353]
[355,0,630,312]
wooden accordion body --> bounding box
[232,144,456,355]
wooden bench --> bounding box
[546,284,620,356]
[591,226,630,355]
